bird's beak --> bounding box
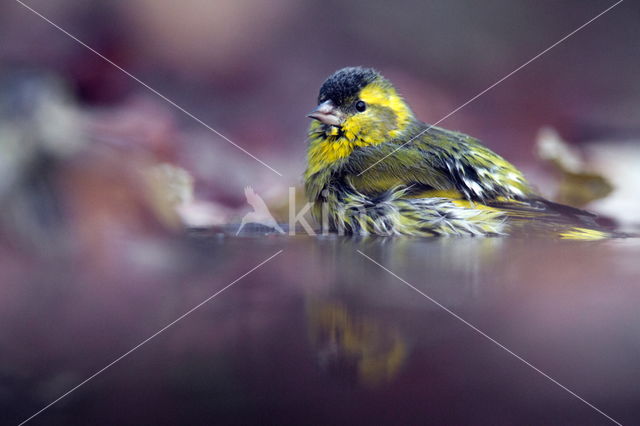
[307,100,343,126]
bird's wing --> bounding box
[345,124,533,201]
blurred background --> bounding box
[2,1,640,424]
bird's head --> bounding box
[308,67,414,145]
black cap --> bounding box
[318,67,380,106]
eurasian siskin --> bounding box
[304,67,621,239]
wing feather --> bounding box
[345,123,532,201]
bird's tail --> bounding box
[488,198,630,240]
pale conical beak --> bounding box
[307,100,343,126]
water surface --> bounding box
[2,235,639,425]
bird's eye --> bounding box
[355,100,366,112]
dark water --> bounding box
[2,234,640,425]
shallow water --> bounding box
[3,234,640,425]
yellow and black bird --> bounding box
[304,66,620,239]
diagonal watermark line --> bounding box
[357,250,622,425]
[14,0,283,177]
[18,250,283,426]
[358,0,624,176]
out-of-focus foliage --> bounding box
[536,127,613,207]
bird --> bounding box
[303,66,622,239]
[236,186,284,235]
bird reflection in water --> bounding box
[307,300,407,387]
